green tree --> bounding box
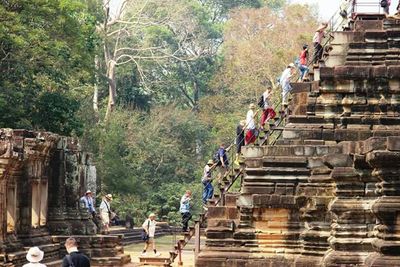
[0,0,97,134]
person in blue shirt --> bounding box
[179,190,192,232]
[80,190,96,216]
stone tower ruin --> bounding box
[0,129,130,266]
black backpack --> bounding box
[258,94,264,108]
[213,151,221,165]
[381,0,388,8]
[65,255,75,267]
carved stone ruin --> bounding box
[197,14,400,267]
[0,129,130,266]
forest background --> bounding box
[0,0,318,224]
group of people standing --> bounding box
[80,190,115,234]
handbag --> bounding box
[103,200,116,220]
[141,220,150,241]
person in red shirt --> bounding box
[299,45,309,81]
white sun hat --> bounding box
[26,246,44,263]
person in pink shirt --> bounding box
[312,23,328,65]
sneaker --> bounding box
[154,252,161,257]
[140,252,147,256]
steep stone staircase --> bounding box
[137,164,245,266]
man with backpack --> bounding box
[62,237,90,267]
[141,213,160,257]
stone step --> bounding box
[263,145,340,157]
[246,167,310,176]
[92,254,132,267]
[138,255,172,266]
[243,175,309,183]
[262,156,307,168]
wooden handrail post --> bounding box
[194,221,201,259]
[178,241,183,266]
[220,187,225,206]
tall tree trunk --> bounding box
[105,60,117,121]
[93,56,100,121]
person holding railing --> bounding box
[215,143,229,182]
[280,63,296,107]
[298,45,309,81]
[202,160,214,207]
[259,87,276,129]
[312,23,328,65]
[245,103,258,145]
[234,120,246,165]
[180,190,192,232]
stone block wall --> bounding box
[197,15,400,267]
[0,129,130,266]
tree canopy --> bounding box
[0,0,319,223]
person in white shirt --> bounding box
[99,194,113,234]
[23,247,46,267]
[260,87,276,129]
[245,103,257,145]
[141,213,161,256]
[280,63,296,106]
[202,160,214,206]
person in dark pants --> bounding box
[312,23,328,65]
[202,160,214,206]
[235,120,246,165]
[216,143,229,182]
[62,237,90,267]
[180,190,192,232]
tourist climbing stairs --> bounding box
[137,160,244,266]
[139,4,355,266]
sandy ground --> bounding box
[125,235,204,267]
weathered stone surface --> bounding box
[0,129,130,266]
[197,16,400,267]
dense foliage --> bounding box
[1,0,318,224]
[0,0,97,134]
